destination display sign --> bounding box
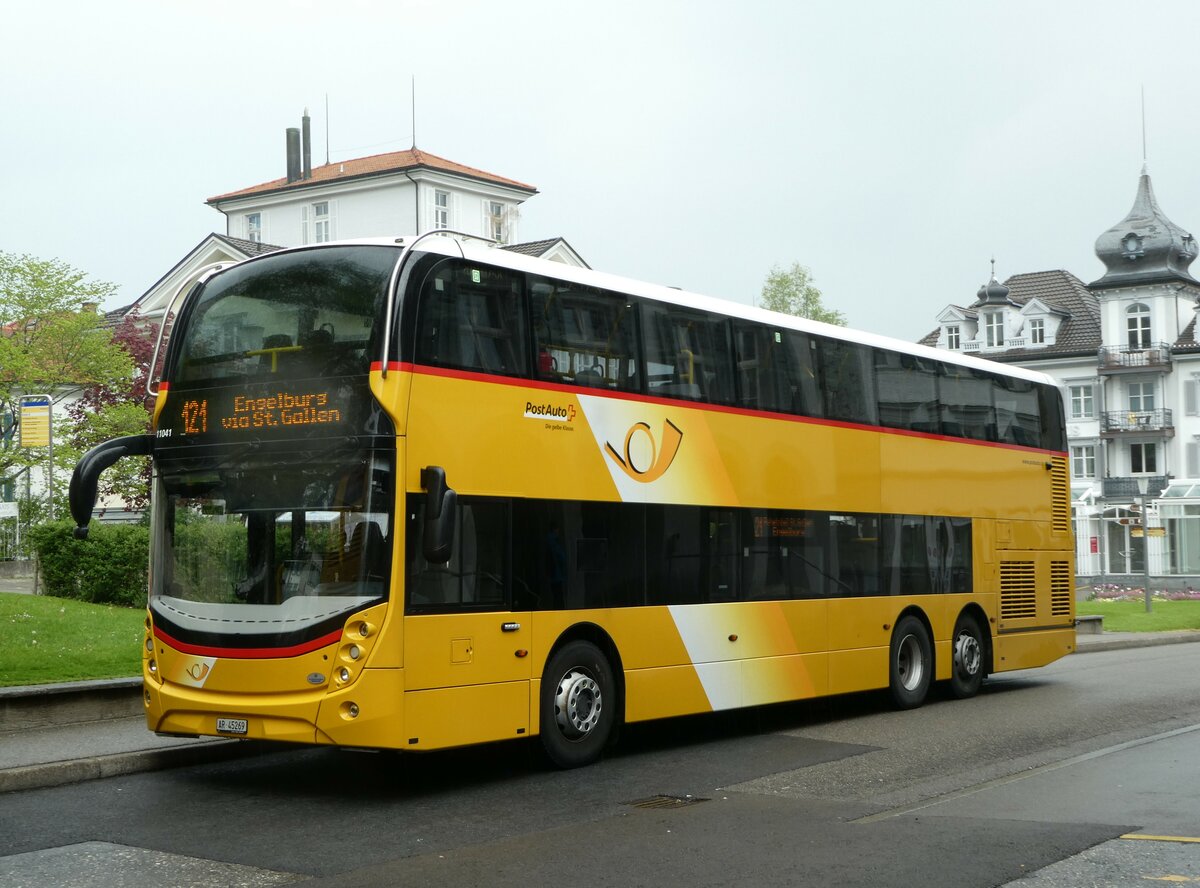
[157,380,359,445]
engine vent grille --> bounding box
[1051,456,1070,536]
[1050,560,1072,617]
[1000,561,1037,620]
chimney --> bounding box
[286,127,301,183]
[302,108,312,179]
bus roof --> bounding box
[229,235,1058,389]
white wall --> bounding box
[221,172,523,247]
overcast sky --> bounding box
[7,1,1200,342]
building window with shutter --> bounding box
[312,202,331,243]
[434,190,450,229]
[487,201,507,243]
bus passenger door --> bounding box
[403,498,533,750]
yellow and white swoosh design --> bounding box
[576,395,738,504]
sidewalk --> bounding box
[1,625,1197,795]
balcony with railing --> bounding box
[1100,408,1174,437]
[1098,343,1172,374]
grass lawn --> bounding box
[1076,598,1200,633]
[0,592,144,687]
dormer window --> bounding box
[945,325,960,350]
[1127,303,1151,348]
[1029,318,1045,345]
[1121,232,1145,259]
[984,312,1005,347]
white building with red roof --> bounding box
[129,111,585,325]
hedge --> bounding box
[29,521,149,607]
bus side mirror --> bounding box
[70,434,154,539]
[420,465,457,563]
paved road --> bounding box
[2,642,1199,887]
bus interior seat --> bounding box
[356,522,388,582]
[574,367,605,387]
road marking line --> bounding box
[853,721,1200,823]
[1122,833,1200,844]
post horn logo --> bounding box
[186,662,211,681]
[605,419,683,482]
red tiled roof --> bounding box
[207,147,536,204]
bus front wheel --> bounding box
[540,640,616,768]
[889,616,932,709]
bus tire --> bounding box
[540,639,616,769]
[949,614,985,699]
[889,615,932,710]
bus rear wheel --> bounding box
[889,616,932,709]
[540,640,616,768]
[949,614,985,699]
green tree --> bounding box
[0,252,134,516]
[62,311,159,512]
[759,262,846,326]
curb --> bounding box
[0,739,275,794]
[0,678,143,732]
[1073,633,1200,654]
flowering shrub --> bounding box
[1086,584,1200,602]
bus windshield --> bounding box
[149,244,402,648]
[171,245,399,386]
[150,446,394,647]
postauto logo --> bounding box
[524,400,577,422]
[605,419,683,483]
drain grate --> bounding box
[628,794,709,810]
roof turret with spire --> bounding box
[973,259,1014,306]
[1091,165,1199,290]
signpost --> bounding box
[1140,495,1152,613]
[17,395,53,521]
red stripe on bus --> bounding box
[153,626,343,659]
[385,362,1065,456]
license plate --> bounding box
[216,717,248,735]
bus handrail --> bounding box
[380,230,495,378]
[146,262,234,397]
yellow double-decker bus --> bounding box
[71,233,1074,768]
